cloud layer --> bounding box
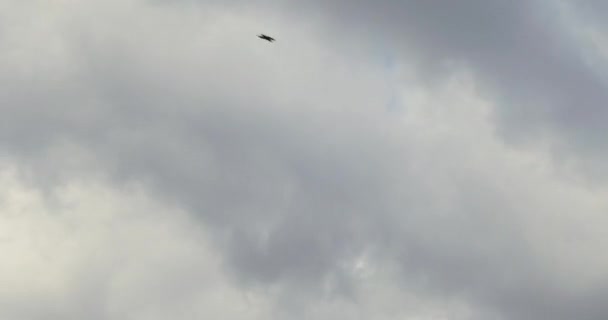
[2,0,608,319]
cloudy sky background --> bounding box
[2,0,608,319]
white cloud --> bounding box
[0,163,277,320]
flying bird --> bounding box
[257,34,275,42]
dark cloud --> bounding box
[269,0,608,175]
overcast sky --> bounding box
[2,0,608,319]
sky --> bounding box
[1,0,608,319]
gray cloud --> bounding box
[2,1,608,319]
[269,0,608,174]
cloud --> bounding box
[0,163,278,320]
[2,0,608,319]
[270,0,608,174]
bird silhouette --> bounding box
[257,34,275,42]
